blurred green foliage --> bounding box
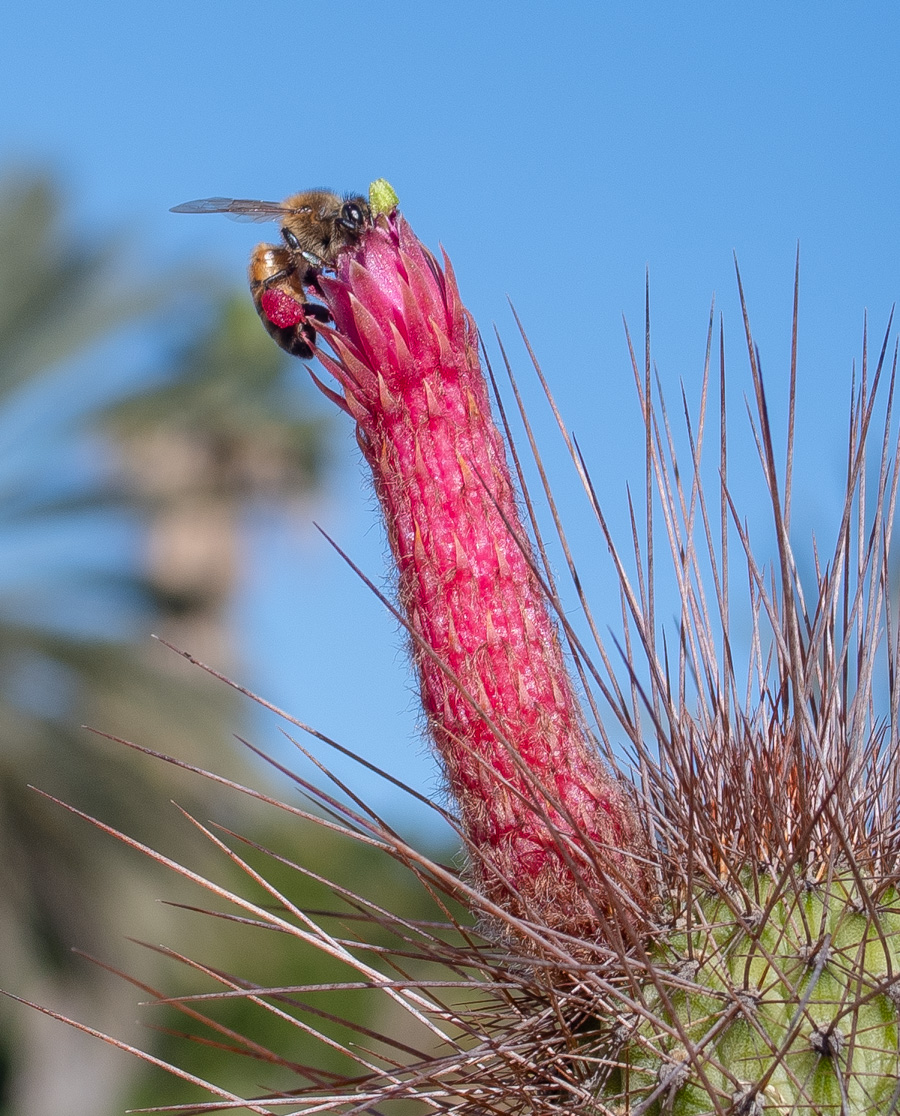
[0,169,445,1115]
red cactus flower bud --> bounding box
[310,211,649,942]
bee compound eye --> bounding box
[339,203,365,230]
[282,227,301,251]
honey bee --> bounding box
[171,190,372,358]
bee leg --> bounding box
[301,302,332,324]
[286,321,317,359]
[264,319,316,360]
[263,267,294,286]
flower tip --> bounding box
[368,178,399,216]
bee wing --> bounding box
[169,197,293,223]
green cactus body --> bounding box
[597,873,900,1114]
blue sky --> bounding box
[3,2,900,834]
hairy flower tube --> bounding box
[275,210,651,943]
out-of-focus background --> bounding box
[1,2,899,1111]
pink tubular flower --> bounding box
[306,212,648,940]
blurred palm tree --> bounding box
[0,170,330,1115]
[101,292,329,669]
